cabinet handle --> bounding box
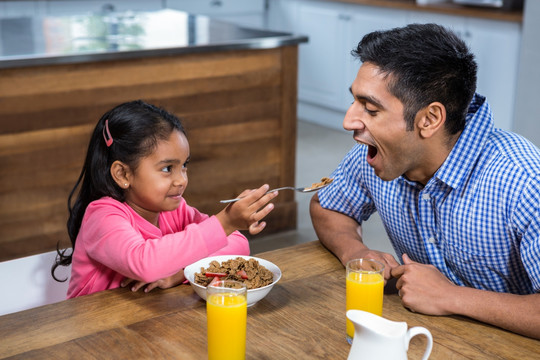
[101,3,115,13]
[456,30,472,40]
[210,0,223,7]
[338,14,351,21]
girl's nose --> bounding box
[173,170,188,187]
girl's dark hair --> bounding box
[353,23,477,135]
[52,100,185,281]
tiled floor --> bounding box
[250,120,395,257]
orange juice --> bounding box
[207,292,247,360]
[346,271,384,341]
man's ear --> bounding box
[416,102,446,139]
[110,160,131,190]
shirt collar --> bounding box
[432,93,494,189]
[397,93,494,190]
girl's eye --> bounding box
[161,165,173,173]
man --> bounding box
[310,23,540,339]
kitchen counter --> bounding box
[324,0,522,22]
[0,9,307,68]
[0,9,307,261]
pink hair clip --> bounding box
[103,119,113,147]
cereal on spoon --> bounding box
[306,177,333,190]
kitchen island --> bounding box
[0,9,308,261]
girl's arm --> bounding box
[121,269,186,293]
[209,230,250,256]
[82,200,232,283]
[120,229,249,294]
[177,198,250,256]
[122,227,250,293]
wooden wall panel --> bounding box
[0,46,299,261]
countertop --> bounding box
[0,9,308,69]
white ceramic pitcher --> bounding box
[346,310,433,360]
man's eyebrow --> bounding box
[349,87,384,109]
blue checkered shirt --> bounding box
[319,94,540,294]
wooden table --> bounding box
[1,241,538,359]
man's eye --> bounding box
[365,108,378,116]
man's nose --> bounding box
[343,104,365,132]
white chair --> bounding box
[0,251,71,316]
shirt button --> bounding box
[422,193,431,200]
[427,237,436,244]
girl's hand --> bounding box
[121,270,186,293]
[217,184,278,235]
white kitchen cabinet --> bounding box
[165,0,266,29]
[295,1,348,112]
[269,0,407,129]
[0,1,46,17]
[344,6,408,111]
[465,19,520,131]
[265,0,297,33]
[408,12,520,130]
[268,0,521,131]
[304,4,409,113]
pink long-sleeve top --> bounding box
[67,196,249,298]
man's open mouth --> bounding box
[367,144,378,161]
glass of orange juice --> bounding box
[207,280,247,360]
[346,258,385,344]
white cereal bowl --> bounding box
[184,255,282,307]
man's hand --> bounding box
[391,253,456,315]
[391,254,540,339]
[310,193,399,280]
[346,248,399,281]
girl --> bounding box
[52,100,277,298]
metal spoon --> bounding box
[219,183,331,204]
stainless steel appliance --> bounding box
[452,0,523,10]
